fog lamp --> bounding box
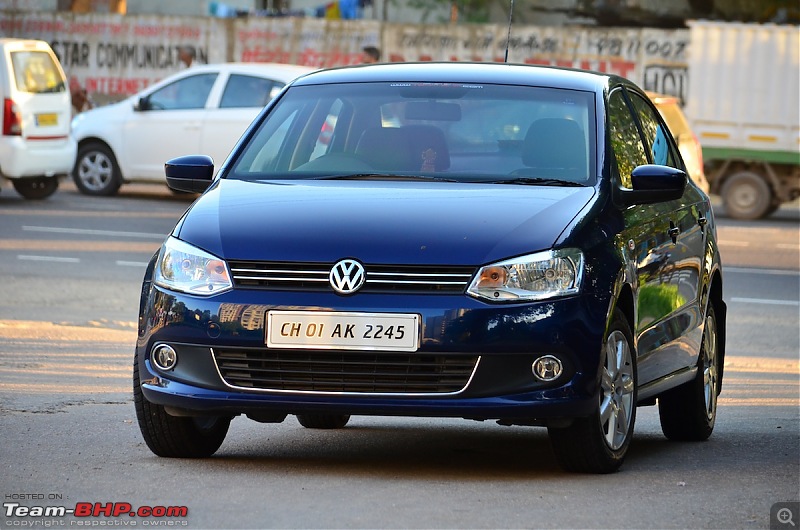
[532,355,562,382]
[152,344,178,371]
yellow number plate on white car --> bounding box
[267,310,420,351]
[35,113,57,126]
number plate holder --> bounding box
[267,310,420,352]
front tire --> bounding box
[12,177,58,199]
[133,356,231,457]
[548,309,637,473]
[658,305,720,441]
[73,142,123,196]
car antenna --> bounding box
[504,0,515,63]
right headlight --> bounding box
[467,249,584,302]
[153,236,232,296]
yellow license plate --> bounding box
[35,113,58,126]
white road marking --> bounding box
[115,260,150,267]
[18,255,80,263]
[731,297,799,306]
[725,267,799,276]
[22,225,166,239]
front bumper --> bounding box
[136,286,610,422]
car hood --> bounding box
[175,179,596,265]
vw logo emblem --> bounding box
[329,259,366,294]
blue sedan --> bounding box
[133,62,725,473]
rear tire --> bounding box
[658,305,720,441]
[296,413,350,429]
[721,171,771,220]
[548,309,637,473]
[12,177,58,199]
[133,355,230,457]
[73,142,123,196]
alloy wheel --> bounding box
[702,313,719,420]
[600,329,635,450]
[77,150,114,192]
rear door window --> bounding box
[219,74,282,109]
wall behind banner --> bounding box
[0,11,689,103]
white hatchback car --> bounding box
[0,38,75,199]
[70,62,315,195]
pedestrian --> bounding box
[70,78,94,117]
[361,46,380,64]
[178,46,196,69]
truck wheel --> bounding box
[73,142,123,196]
[12,177,59,199]
[720,171,772,220]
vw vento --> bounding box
[134,62,725,473]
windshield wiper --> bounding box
[314,174,460,183]
[486,177,586,187]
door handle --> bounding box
[698,216,708,232]
[668,224,680,244]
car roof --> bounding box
[0,38,56,51]
[292,61,615,93]
[186,62,317,83]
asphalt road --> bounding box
[0,181,798,529]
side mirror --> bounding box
[165,155,214,193]
[618,164,687,206]
[134,96,150,112]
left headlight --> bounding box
[467,249,583,302]
[153,236,232,296]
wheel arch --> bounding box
[711,160,777,195]
[708,270,726,393]
[76,136,121,172]
[77,136,117,162]
[613,283,635,338]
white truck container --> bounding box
[686,21,800,219]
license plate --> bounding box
[267,310,420,352]
[35,113,57,126]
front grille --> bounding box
[228,261,474,294]
[213,347,479,394]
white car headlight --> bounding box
[467,249,583,302]
[154,237,232,296]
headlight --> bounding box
[467,249,583,302]
[153,237,232,296]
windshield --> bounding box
[11,51,66,94]
[229,82,597,185]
